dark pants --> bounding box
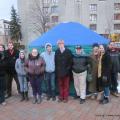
[58,75,70,100]
[0,76,5,103]
[46,72,56,97]
[110,73,118,92]
[30,75,43,97]
[6,73,20,95]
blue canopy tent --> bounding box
[29,22,109,47]
[29,22,109,95]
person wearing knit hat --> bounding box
[15,50,29,102]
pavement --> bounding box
[0,82,120,120]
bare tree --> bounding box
[29,0,51,36]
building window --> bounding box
[114,3,120,10]
[51,6,58,13]
[51,0,58,3]
[114,13,120,20]
[90,24,97,31]
[43,0,49,4]
[90,14,97,21]
[43,7,49,14]
[51,16,58,23]
[45,16,50,22]
[89,4,97,11]
[114,24,120,30]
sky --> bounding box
[0,0,17,20]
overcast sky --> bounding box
[0,0,17,20]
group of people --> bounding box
[0,40,120,106]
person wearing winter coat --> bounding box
[15,50,29,102]
[0,44,7,105]
[99,45,112,104]
[88,44,99,99]
[72,45,91,104]
[25,48,45,104]
[55,40,73,103]
[41,43,56,101]
[5,41,20,98]
[107,42,120,97]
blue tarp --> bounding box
[29,22,109,47]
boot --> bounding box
[32,96,37,104]
[99,96,109,104]
[37,95,42,104]
[25,92,29,101]
[20,92,25,102]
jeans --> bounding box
[104,86,110,97]
[18,75,28,92]
[29,75,43,97]
[45,72,56,97]
[110,73,118,93]
[0,76,5,103]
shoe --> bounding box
[99,97,109,104]
[58,98,63,103]
[52,96,56,101]
[63,99,68,103]
[47,96,51,101]
[111,92,119,97]
[32,96,37,104]
[37,95,42,104]
[1,102,6,106]
[20,92,25,102]
[24,92,29,101]
[80,99,85,104]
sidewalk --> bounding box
[0,82,120,120]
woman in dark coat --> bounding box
[99,47,112,104]
[0,44,6,105]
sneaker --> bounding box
[32,96,37,104]
[58,98,63,103]
[99,97,109,104]
[37,95,42,104]
[47,96,51,101]
[63,99,68,103]
[1,102,6,106]
[111,92,119,97]
[80,99,85,104]
[52,97,56,101]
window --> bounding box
[45,16,50,22]
[43,0,49,4]
[51,16,58,23]
[43,7,49,14]
[51,0,58,3]
[114,3,120,10]
[114,24,120,30]
[90,14,97,21]
[114,14,120,20]
[89,4,97,11]
[90,24,97,31]
[51,6,58,13]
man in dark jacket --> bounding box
[55,40,72,103]
[72,45,91,104]
[108,42,120,97]
[0,44,7,105]
[5,41,20,98]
